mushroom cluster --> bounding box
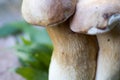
[21,0,120,80]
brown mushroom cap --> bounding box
[70,0,120,35]
[22,0,76,26]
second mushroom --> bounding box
[70,0,120,80]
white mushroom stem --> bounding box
[46,21,98,80]
[96,25,120,80]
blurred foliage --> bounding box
[0,21,53,80]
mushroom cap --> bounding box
[70,0,120,35]
[22,0,76,26]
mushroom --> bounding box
[22,0,77,26]
[22,0,98,80]
[70,0,120,80]
[70,0,120,35]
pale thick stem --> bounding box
[96,26,120,80]
[46,21,98,80]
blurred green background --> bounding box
[0,0,53,80]
[0,21,53,80]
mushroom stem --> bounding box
[46,21,98,80]
[96,26,120,80]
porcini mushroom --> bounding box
[22,0,99,80]
[70,0,120,35]
[70,0,120,80]
[22,0,77,26]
